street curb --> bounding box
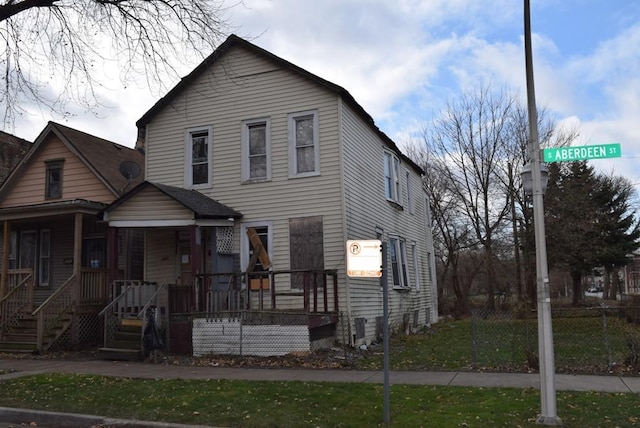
[0,406,218,428]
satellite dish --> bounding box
[119,161,141,180]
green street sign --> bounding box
[543,143,621,163]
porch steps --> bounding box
[98,317,144,361]
[0,317,50,354]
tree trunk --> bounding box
[603,268,612,300]
[452,274,470,315]
[571,270,583,306]
[609,267,619,301]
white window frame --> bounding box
[424,191,432,228]
[242,118,271,182]
[288,110,319,178]
[384,151,401,203]
[389,236,409,289]
[240,221,273,273]
[184,125,213,189]
[39,229,51,287]
[411,241,420,290]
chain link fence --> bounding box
[471,305,640,371]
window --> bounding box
[240,221,273,273]
[242,119,270,181]
[406,170,413,214]
[45,160,63,199]
[39,230,50,286]
[9,231,17,269]
[289,216,324,290]
[411,242,420,290]
[424,192,432,227]
[83,237,106,269]
[384,152,400,203]
[185,126,212,188]
[389,236,408,288]
[288,110,319,177]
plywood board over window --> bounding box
[289,216,324,290]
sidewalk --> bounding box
[1,357,640,393]
[1,357,639,427]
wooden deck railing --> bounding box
[186,270,339,317]
[0,269,34,338]
[99,281,167,351]
[80,268,108,304]
[32,274,77,352]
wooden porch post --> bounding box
[0,220,9,299]
[107,227,119,296]
[190,225,202,310]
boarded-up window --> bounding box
[289,216,324,290]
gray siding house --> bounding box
[103,34,437,352]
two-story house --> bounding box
[101,34,437,355]
[0,122,144,353]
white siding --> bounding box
[144,45,345,293]
[340,102,437,343]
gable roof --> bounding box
[103,181,243,220]
[0,131,32,186]
[0,121,145,200]
[136,34,424,176]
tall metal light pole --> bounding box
[523,0,562,425]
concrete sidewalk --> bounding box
[0,357,639,427]
[2,357,640,392]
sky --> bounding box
[7,0,640,189]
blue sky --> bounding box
[9,0,640,188]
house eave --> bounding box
[0,199,106,221]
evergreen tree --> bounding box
[593,175,640,299]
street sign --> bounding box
[346,240,382,277]
[543,143,621,163]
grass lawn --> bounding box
[0,373,638,427]
[355,317,640,374]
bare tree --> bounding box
[425,86,517,310]
[1,0,230,126]
[499,104,579,303]
[407,143,480,315]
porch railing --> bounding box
[32,274,77,352]
[80,268,108,304]
[99,281,167,352]
[188,269,339,317]
[0,269,34,338]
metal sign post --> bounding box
[346,240,389,425]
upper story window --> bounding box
[242,118,271,182]
[185,126,212,188]
[288,110,319,177]
[424,191,432,228]
[45,159,63,199]
[384,151,400,203]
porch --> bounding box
[97,269,341,359]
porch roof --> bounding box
[0,199,106,221]
[102,181,243,224]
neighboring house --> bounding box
[0,122,144,353]
[0,131,32,186]
[102,34,437,355]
